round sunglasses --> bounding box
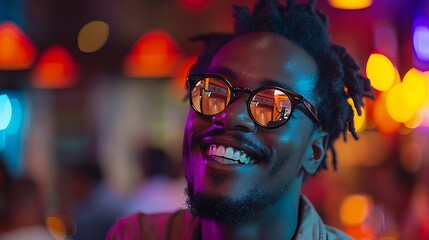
[187,74,321,129]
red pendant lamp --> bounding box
[0,21,37,70]
[30,45,78,89]
[123,30,182,78]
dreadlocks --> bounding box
[189,0,374,170]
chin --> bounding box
[185,180,287,226]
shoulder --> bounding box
[296,196,354,240]
[106,210,199,240]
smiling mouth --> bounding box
[207,144,255,165]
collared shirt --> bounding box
[107,196,353,240]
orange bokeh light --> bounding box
[31,46,78,89]
[123,30,182,78]
[170,55,198,100]
[0,21,37,70]
[340,194,373,226]
[373,93,401,135]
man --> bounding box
[108,0,373,239]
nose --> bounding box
[211,96,256,132]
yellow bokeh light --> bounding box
[366,53,396,91]
[340,194,373,226]
[373,93,400,135]
[348,98,366,132]
[403,112,423,129]
[386,83,416,123]
[78,20,109,53]
[328,0,372,9]
[402,68,428,111]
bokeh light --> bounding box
[404,112,423,129]
[0,21,37,70]
[328,0,372,10]
[386,83,415,123]
[78,20,109,53]
[373,93,401,135]
[398,124,414,135]
[343,225,372,240]
[0,130,5,150]
[123,30,182,78]
[419,71,429,128]
[177,0,214,11]
[421,109,429,128]
[46,216,67,240]
[348,98,366,132]
[340,194,373,226]
[413,16,429,61]
[6,98,22,134]
[170,55,198,100]
[402,68,428,111]
[385,83,407,123]
[0,94,12,130]
[46,215,77,240]
[366,53,396,91]
[30,45,78,89]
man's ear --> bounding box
[302,129,329,175]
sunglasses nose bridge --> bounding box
[232,87,252,95]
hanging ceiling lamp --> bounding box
[30,45,79,89]
[0,21,37,70]
[123,30,183,78]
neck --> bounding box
[200,177,303,240]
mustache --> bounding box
[191,126,271,161]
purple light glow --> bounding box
[413,16,429,62]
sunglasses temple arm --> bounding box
[302,100,321,125]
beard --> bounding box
[182,119,292,225]
[185,180,289,226]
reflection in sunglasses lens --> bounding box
[191,77,293,128]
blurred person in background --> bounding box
[0,176,54,240]
[57,160,124,240]
[108,0,373,239]
[125,144,186,215]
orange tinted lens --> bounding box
[250,88,292,127]
[191,78,230,115]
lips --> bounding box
[207,144,255,165]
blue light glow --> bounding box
[0,94,12,130]
[0,131,5,151]
[6,98,22,134]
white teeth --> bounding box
[208,145,215,155]
[239,153,246,163]
[225,147,234,159]
[216,145,225,156]
[207,144,253,165]
[233,150,240,161]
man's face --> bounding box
[183,32,320,224]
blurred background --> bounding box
[0,0,428,239]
